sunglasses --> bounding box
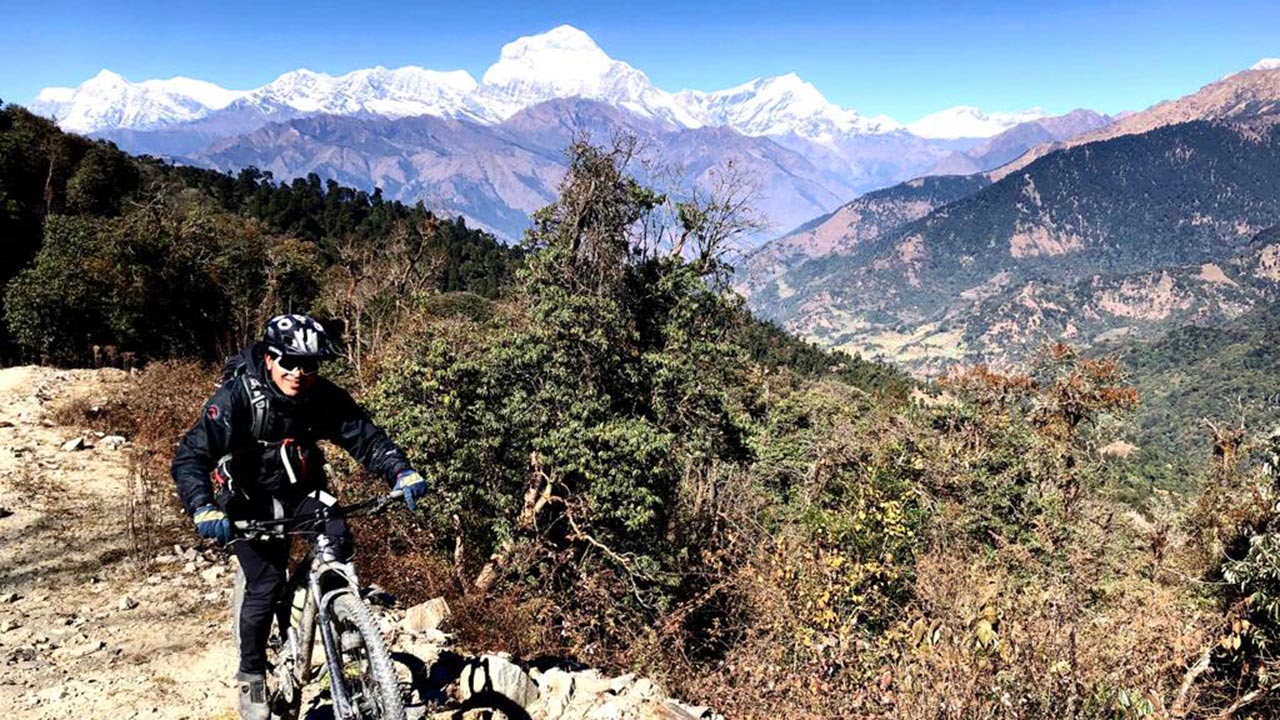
[272,354,322,376]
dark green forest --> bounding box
[0,103,520,364]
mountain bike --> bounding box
[230,490,407,720]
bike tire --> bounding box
[328,592,406,720]
[232,566,303,720]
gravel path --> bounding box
[0,366,238,720]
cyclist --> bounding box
[171,314,427,720]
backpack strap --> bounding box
[239,374,270,441]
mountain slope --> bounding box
[753,117,1280,370]
[991,66,1280,180]
[928,109,1112,175]
[735,174,990,300]
[195,98,867,240]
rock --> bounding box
[588,701,623,720]
[0,419,13,428]
[182,561,197,574]
[1,592,19,603]
[53,639,104,659]
[536,668,577,720]
[0,620,19,633]
[99,435,127,450]
[672,704,715,719]
[609,673,637,694]
[60,437,85,452]
[399,638,443,667]
[459,654,540,710]
[403,596,452,633]
[200,565,226,583]
[203,591,220,602]
[118,596,138,611]
[572,669,613,695]
[629,677,660,700]
[35,683,67,702]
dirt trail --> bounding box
[0,366,720,720]
[0,366,237,720]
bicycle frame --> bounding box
[235,490,402,720]
[267,534,369,719]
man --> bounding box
[171,314,427,720]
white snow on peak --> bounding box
[906,105,1046,139]
[246,66,479,118]
[28,69,248,133]
[473,24,699,126]
[1252,58,1280,71]
[677,73,899,142]
[138,76,243,109]
[28,25,1050,145]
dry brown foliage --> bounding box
[122,360,216,570]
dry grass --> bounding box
[121,360,216,571]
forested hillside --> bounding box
[12,98,1280,718]
[0,103,521,365]
[755,118,1280,369]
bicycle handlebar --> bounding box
[231,489,405,537]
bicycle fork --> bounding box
[311,536,366,719]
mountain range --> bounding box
[30,26,1036,142]
[27,25,1067,240]
[738,65,1280,372]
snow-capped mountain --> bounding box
[1253,58,1280,71]
[28,25,1033,146]
[242,66,479,119]
[675,73,900,144]
[30,70,245,133]
[906,105,1047,139]
[472,24,697,126]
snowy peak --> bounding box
[677,72,899,141]
[27,25,1054,145]
[29,69,248,133]
[246,66,479,118]
[1252,58,1280,71]
[475,24,695,125]
[906,105,1047,139]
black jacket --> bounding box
[170,343,412,515]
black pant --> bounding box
[233,494,353,675]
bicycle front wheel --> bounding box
[327,593,406,720]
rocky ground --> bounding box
[0,367,718,720]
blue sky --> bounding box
[2,0,1277,121]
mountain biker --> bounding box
[170,314,427,720]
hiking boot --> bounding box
[236,671,270,720]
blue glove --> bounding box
[193,504,232,545]
[394,470,428,511]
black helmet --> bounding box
[263,314,334,359]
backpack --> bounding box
[219,355,271,441]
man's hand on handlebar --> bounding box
[194,504,232,545]
[393,469,427,511]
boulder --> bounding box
[99,435,127,450]
[535,668,576,720]
[60,437,85,452]
[403,596,452,633]
[459,654,540,710]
